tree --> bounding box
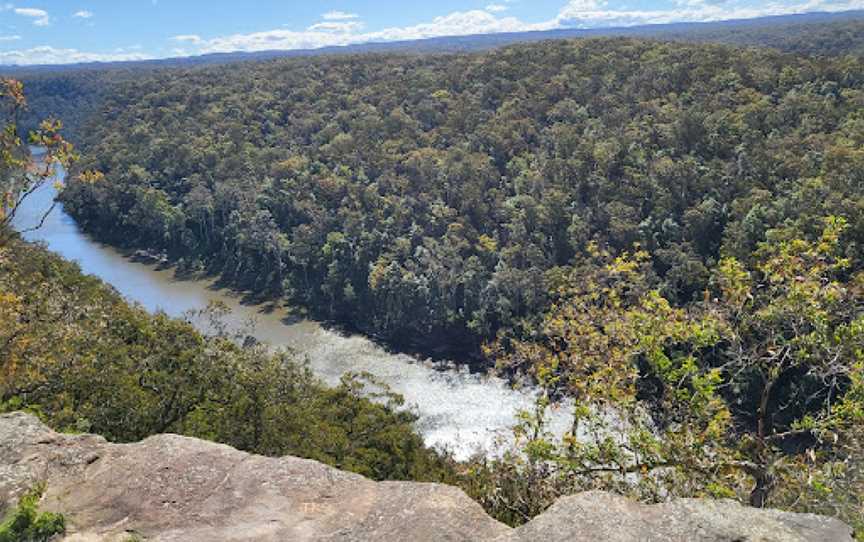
[492,219,864,523]
[0,78,78,239]
[490,244,735,503]
[715,217,864,510]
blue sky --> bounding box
[1,0,863,65]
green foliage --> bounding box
[489,220,864,529]
[0,485,65,542]
[0,78,79,238]
[0,238,454,483]
[51,38,864,360]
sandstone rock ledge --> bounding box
[0,412,854,542]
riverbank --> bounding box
[116,237,489,364]
[12,177,573,459]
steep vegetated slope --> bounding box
[59,37,864,356]
[8,70,123,144]
[0,238,454,483]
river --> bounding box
[11,168,573,459]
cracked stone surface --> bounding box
[0,412,855,541]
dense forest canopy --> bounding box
[5,12,864,144]
[57,37,864,358]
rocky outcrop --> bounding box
[499,491,854,542]
[0,412,854,542]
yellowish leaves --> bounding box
[704,402,732,440]
[76,170,105,184]
[488,242,746,498]
[368,256,390,291]
[2,81,88,234]
[0,290,24,379]
[832,360,864,427]
[271,155,309,178]
[717,257,752,312]
[585,240,603,259]
[38,118,63,133]
[476,234,498,254]
[607,248,649,278]
[0,79,26,108]
[0,291,22,316]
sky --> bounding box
[1,0,863,65]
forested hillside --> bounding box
[60,38,864,357]
[635,12,864,57]
[8,71,120,144]
[5,12,864,145]
[0,83,451,483]
[4,22,864,535]
[0,237,454,482]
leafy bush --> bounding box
[0,238,454,483]
[0,485,65,542]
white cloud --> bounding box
[307,21,364,33]
[5,0,864,66]
[114,44,143,53]
[0,45,149,65]
[159,1,864,58]
[171,34,203,43]
[322,10,360,20]
[366,10,559,41]
[13,7,50,26]
[556,0,864,27]
[13,7,45,16]
[560,0,606,13]
[192,10,559,55]
[0,35,21,41]
[485,4,509,12]
[179,0,864,59]
[73,10,93,19]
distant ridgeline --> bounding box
[3,11,864,142]
[19,29,857,357]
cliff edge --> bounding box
[0,412,854,541]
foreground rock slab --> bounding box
[0,412,854,542]
[500,491,854,542]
